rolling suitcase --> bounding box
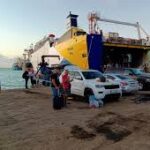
[53,96,62,110]
[53,89,64,109]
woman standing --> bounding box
[61,69,71,107]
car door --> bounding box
[68,71,75,94]
[71,71,84,96]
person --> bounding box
[61,69,71,106]
[28,68,36,88]
[22,69,30,89]
[22,68,36,89]
[123,54,129,67]
[103,65,107,73]
[50,67,61,97]
[89,94,103,108]
[143,64,149,73]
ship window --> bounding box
[76,31,86,36]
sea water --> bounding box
[0,68,25,89]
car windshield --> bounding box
[132,69,144,75]
[115,75,130,80]
[82,71,104,79]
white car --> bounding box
[104,73,140,93]
[60,66,122,100]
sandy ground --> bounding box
[0,87,150,150]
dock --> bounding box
[0,87,150,150]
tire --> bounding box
[84,88,93,102]
[139,82,144,91]
[115,96,121,101]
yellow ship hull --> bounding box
[55,35,89,69]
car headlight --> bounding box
[95,85,104,88]
[146,78,150,82]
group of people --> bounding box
[50,67,71,107]
[22,64,71,107]
[22,68,36,89]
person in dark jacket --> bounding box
[22,69,29,89]
[50,67,61,97]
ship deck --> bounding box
[103,42,150,68]
[104,42,150,50]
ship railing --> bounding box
[104,37,149,46]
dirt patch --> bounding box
[95,124,131,142]
[87,111,148,142]
[1,88,150,150]
[77,106,89,110]
[0,116,18,126]
[71,125,96,140]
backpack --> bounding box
[22,71,28,79]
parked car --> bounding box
[104,73,139,93]
[124,68,150,90]
[60,66,122,101]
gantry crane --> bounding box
[88,12,150,41]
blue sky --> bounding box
[0,0,150,58]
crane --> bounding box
[88,12,150,41]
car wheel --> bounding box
[139,82,144,90]
[115,96,121,101]
[84,89,93,102]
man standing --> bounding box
[50,67,63,109]
[50,67,61,97]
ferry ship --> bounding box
[25,12,150,71]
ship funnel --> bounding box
[66,12,78,29]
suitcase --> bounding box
[53,96,62,110]
[53,89,64,109]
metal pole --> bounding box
[137,22,141,39]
